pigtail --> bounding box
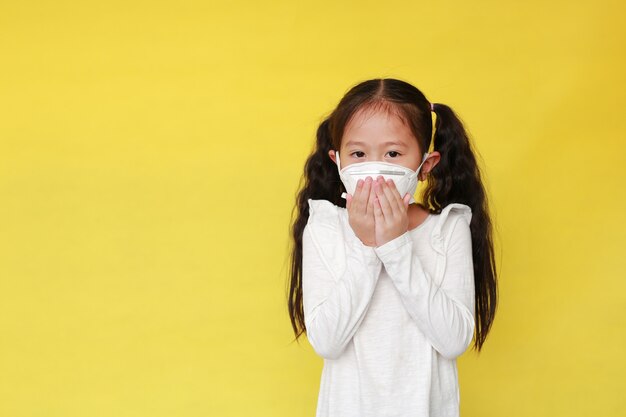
[423,103,498,353]
[287,117,344,342]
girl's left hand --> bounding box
[372,176,411,247]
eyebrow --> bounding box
[344,140,407,147]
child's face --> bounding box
[335,109,422,172]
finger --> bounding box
[374,178,393,222]
[383,179,404,214]
[352,179,364,213]
[364,177,376,216]
[359,177,373,215]
[373,192,383,226]
[346,193,352,210]
[403,193,411,208]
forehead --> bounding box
[343,105,415,145]
[347,101,408,127]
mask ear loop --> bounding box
[336,150,349,200]
[416,153,428,175]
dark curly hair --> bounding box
[286,78,499,353]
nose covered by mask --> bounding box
[336,150,429,204]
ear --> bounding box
[328,149,338,165]
[419,151,441,181]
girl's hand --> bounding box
[372,176,411,247]
[346,177,377,247]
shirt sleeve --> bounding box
[373,215,476,360]
[302,222,383,360]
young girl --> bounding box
[288,78,498,417]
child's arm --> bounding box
[302,223,383,360]
[374,215,475,360]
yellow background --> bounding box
[1,1,625,416]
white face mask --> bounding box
[336,150,430,204]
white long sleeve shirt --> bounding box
[302,198,475,417]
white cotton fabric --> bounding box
[302,198,476,417]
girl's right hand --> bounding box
[346,177,377,247]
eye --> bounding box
[387,151,401,158]
[351,151,365,158]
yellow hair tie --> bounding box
[428,108,437,154]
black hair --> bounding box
[287,78,498,353]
